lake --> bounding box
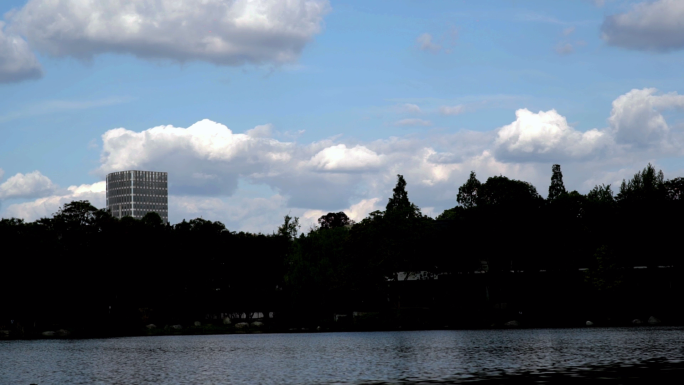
[2,327,684,384]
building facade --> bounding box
[106,170,168,223]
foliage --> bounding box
[2,162,684,333]
[277,214,300,241]
[547,164,567,201]
[457,171,481,208]
[318,212,353,229]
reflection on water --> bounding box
[1,327,683,384]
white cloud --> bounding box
[345,198,381,222]
[494,108,609,162]
[8,0,330,65]
[601,0,684,52]
[245,123,273,138]
[608,88,684,147]
[416,33,441,53]
[2,182,104,221]
[563,27,576,36]
[0,21,42,83]
[394,118,432,127]
[308,144,383,172]
[0,171,56,200]
[9,87,684,229]
[439,105,466,116]
[401,103,422,114]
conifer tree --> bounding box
[548,164,567,201]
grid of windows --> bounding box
[106,170,168,223]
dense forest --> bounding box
[2,163,684,337]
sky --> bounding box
[1,0,684,232]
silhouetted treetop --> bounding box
[386,174,422,219]
[617,163,665,202]
[457,171,481,208]
[318,212,353,229]
[588,184,614,203]
[548,164,567,201]
[477,175,541,207]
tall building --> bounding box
[106,170,168,223]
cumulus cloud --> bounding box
[97,119,299,196]
[0,21,42,83]
[308,144,383,172]
[245,124,273,138]
[0,171,56,200]
[2,182,104,221]
[608,88,684,147]
[394,118,432,127]
[495,109,609,162]
[601,0,684,52]
[8,88,684,230]
[7,0,330,65]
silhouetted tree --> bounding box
[278,214,300,241]
[457,171,481,208]
[588,183,614,203]
[318,212,353,229]
[617,163,665,202]
[477,175,542,207]
[548,164,567,201]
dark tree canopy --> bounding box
[318,212,353,229]
[278,214,300,240]
[588,183,614,203]
[617,163,665,202]
[457,171,481,208]
[477,175,542,207]
[548,164,567,201]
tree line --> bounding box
[1,163,683,334]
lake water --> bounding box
[2,327,684,384]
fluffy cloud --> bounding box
[494,109,609,162]
[97,119,297,196]
[601,0,684,52]
[2,182,104,221]
[6,88,684,230]
[608,88,684,147]
[8,0,330,65]
[308,144,383,172]
[0,171,56,200]
[0,22,42,83]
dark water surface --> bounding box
[2,327,684,384]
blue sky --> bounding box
[2,0,684,232]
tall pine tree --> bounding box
[548,164,567,201]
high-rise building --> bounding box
[106,170,168,223]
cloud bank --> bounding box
[7,0,330,66]
[4,88,684,232]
